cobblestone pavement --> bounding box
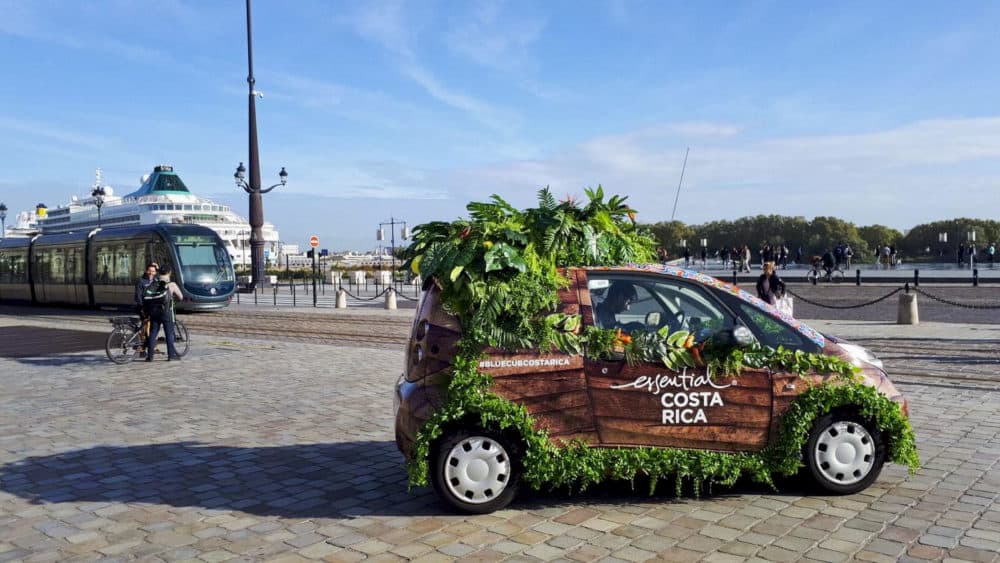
[1,315,998,562]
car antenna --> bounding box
[669,146,690,222]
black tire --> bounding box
[804,412,885,494]
[831,269,845,283]
[805,269,818,283]
[106,327,139,364]
[432,429,521,514]
[173,320,190,357]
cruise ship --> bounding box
[10,165,281,267]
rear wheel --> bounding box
[106,327,139,364]
[804,412,885,494]
[432,430,521,514]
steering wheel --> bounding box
[619,321,646,333]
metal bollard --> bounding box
[812,273,817,285]
[914,269,919,287]
[856,269,861,286]
[732,270,737,285]
[384,288,397,310]
[973,268,979,287]
[273,285,277,306]
[336,289,347,308]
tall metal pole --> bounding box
[670,147,690,222]
[245,0,265,289]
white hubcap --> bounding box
[814,421,875,486]
[444,436,511,504]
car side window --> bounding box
[732,301,821,353]
[588,274,733,338]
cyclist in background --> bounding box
[144,265,185,362]
[821,250,836,279]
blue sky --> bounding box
[1,0,999,251]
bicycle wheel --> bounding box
[831,269,845,283]
[173,320,190,357]
[106,327,139,364]
[805,269,818,283]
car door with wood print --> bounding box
[583,271,774,452]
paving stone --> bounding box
[2,315,1000,563]
[803,547,850,562]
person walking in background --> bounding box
[958,243,965,266]
[741,245,752,272]
[683,246,691,267]
[700,246,707,268]
[795,246,803,265]
[143,265,185,361]
[755,261,786,305]
[988,242,996,265]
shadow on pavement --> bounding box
[14,354,111,367]
[0,441,443,518]
[1,442,799,518]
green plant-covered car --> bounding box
[393,188,917,514]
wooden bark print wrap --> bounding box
[406,285,460,384]
[587,360,774,451]
[478,270,598,444]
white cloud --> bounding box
[424,117,1000,229]
[343,1,522,134]
[444,0,545,73]
[0,117,104,148]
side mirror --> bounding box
[709,326,756,348]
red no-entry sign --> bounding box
[309,235,319,248]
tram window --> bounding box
[95,246,114,283]
[35,250,50,283]
[66,248,84,283]
[50,248,66,284]
[0,250,27,283]
[172,234,234,283]
[10,252,26,283]
[115,244,133,284]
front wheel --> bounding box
[173,320,190,357]
[804,413,885,494]
[805,269,818,283]
[432,430,521,514]
[106,327,139,364]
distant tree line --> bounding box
[642,216,1000,263]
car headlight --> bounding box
[839,343,884,370]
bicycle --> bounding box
[105,316,190,364]
[805,265,844,283]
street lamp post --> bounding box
[0,202,7,241]
[235,0,287,290]
[377,217,408,291]
[91,186,106,227]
